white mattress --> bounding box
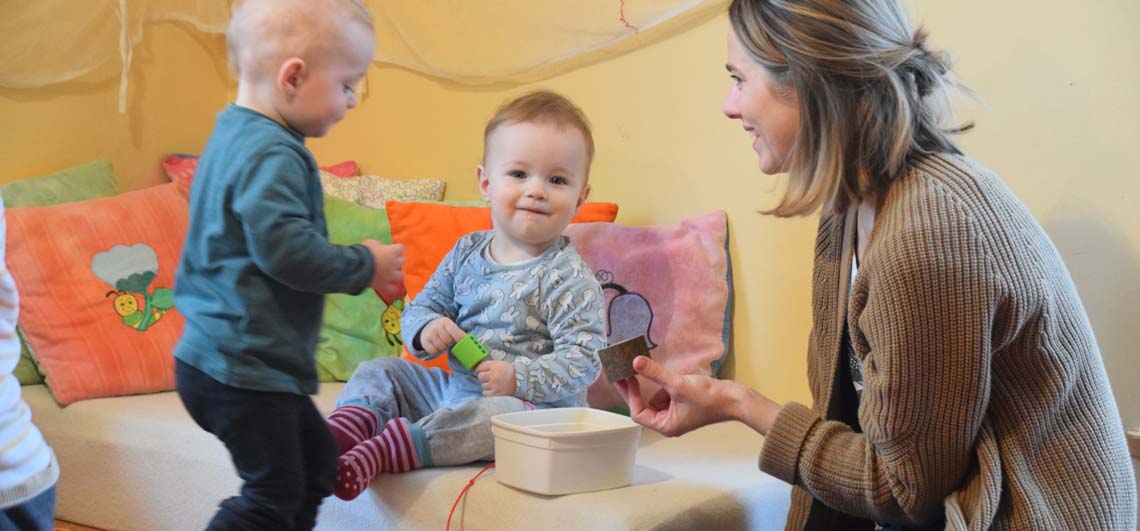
[26,383,790,530]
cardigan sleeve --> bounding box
[760,202,1005,526]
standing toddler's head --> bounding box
[226,0,375,137]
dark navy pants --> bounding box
[176,360,337,531]
[0,485,55,531]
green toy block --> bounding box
[452,334,489,370]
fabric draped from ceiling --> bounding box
[0,0,726,112]
[0,0,230,112]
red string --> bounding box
[619,0,639,32]
[446,462,496,531]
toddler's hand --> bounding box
[474,360,517,397]
[363,240,405,299]
[419,317,466,356]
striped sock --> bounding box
[326,405,378,456]
[334,417,422,501]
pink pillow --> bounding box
[565,211,732,410]
[161,154,359,197]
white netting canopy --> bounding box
[0,0,231,111]
[0,0,726,111]
[369,0,727,83]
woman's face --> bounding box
[722,29,801,175]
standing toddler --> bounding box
[173,1,403,528]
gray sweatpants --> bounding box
[335,357,539,466]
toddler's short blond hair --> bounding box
[483,91,596,173]
[226,0,373,81]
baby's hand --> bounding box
[363,240,405,299]
[474,360,517,397]
[419,317,466,356]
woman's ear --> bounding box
[276,58,306,97]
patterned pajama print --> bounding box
[338,231,605,465]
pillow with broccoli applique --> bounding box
[0,159,119,385]
[6,183,184,404]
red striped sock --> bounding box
[326,405,378,456]
[334,417,422,501]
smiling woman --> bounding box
[616,0,1138,529]
[722,30,800,176]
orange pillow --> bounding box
[7,183,187,405]
[386,200,619,371]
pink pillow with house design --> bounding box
[565,210,732,410]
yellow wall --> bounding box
[2,1,1136,430]
[0,22,230,191]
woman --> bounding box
[617,0,1137,529]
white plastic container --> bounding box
[490,407,641,495]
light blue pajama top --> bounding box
[401,231,605,407]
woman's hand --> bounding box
[474,360,517,397]
[615,356,734,437]
[616,355,782,437]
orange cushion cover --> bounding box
[7,183,187,405]
[386,201,619,371]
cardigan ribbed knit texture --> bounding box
[758,153,1136,530]
[0,200,58,509]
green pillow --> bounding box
[1,160,118,208]
[2,160,118,385]
[317,195,404,381]
[13,330,43,385]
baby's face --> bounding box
[479,121,591,261]
[283,21,375,138]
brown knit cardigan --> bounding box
[758,153,1136,530]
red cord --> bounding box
[446,462,496,531]
[619,0,639,32]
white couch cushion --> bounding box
[27,384,790,530]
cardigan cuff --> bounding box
[758,401,819,484]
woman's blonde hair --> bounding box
[729,0,972,216]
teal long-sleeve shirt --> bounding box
[174,105,374,394]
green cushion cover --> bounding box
[1,160,118,207]
[317,195,404,381]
